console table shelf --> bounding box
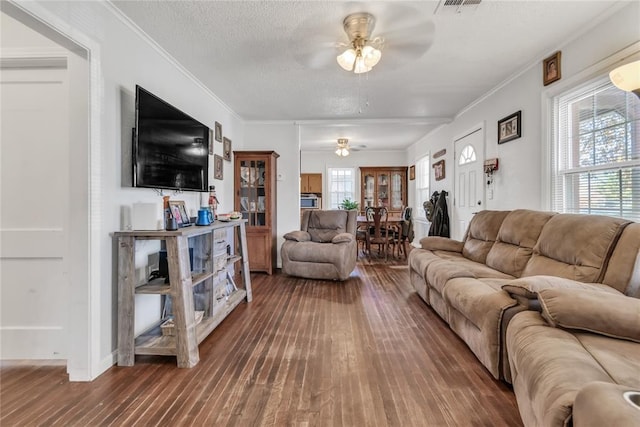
[114,220,251,368]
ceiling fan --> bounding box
[292,4,435,72]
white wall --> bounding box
[243,123,299,268]
[407,2,640,215]
[13,0,244,380]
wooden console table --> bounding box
[114,220,251,368]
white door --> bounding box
[0,64,70,359]
[453,128,485,240]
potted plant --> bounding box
[339,198,359,211]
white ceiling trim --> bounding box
[454,0,631,121]
[103,1,242,121]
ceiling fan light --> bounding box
[336,147,350,156]
[353,56,372,74]
[609,60,640,97]
[362,45,381,68]
[337,49,357,71]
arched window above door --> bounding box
[459,144,477,165]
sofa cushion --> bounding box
[306,210,349,243]
[502,275,623,299]
[486,209,556,277]
[445,278,516,330]
[425,258,513,294]
[461,210,510,264]
[539,288,640,343]
[283,230,311,242]
[420,236,464,252]
[602,223,640,297]
[521,214,629,282]
[331,233,354,244]
[507,311,617,427]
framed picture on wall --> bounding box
[543,51,561,86]
[223,137,232,161]
[214,122,222,142]
[498,110,522,144]
[433,160,445,181]
[214,154,223,180]
[409,165,415,180]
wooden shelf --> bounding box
[115,220,252,367]
[133,289,246,356]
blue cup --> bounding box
[196,208,213,226]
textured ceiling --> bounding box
[111,0,625,152]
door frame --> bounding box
[453,122,486,240]
[3,1,101,381]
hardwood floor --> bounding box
[1,257,522,426]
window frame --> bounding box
[414,154,431,219]
[550,74,640,221]
[326,167,356,210]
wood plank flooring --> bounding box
[1,257,522,426]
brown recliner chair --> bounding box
[281,209,357,281]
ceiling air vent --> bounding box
[435,0,482,14]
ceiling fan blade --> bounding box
[376,21,436,68]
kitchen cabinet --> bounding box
[301,173,322,194]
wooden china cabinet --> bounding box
[360,167,408,214]
[234,151,279,274]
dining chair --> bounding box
[366,206,394,261]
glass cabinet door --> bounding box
[377,173,389,207]
[363,173,375,208]
[239,159,266,226]
[390,171,404,210]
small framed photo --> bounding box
[409,165,415,180]
[214,121,222,142]
[433,160,445,181]
[168,200,190,227]
[223,137,232,161]
[498,110,522,144]
[543,51,561,86]
[208,129,214,155]
[214,154,223,180]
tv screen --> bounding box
[133,85,209,192]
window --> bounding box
[415,154,430,219]
[551,76,640,221]
[327,167,356,209]
[458,144,477,165]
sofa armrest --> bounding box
[501,275,621,299]
[538,288,640,343]
[332,233,354,244]
[419,236,464,252]
[283,230,311,242]
[573,382,640,427]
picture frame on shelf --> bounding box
[498,110,522,144]
[409,165,415,181]
[168,200,190,227]
[223,137,232,161]
[215,121,222,142]
[214,154,224,180]
[543,51,561,86]
[433,160,445,181]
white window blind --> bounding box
[415,154,430,218]
[327,167,356,209]
[551,76,640,221]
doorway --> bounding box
[453,127,485,240]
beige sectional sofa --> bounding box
[408,209,640,426]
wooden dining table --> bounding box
[356,214,406,259]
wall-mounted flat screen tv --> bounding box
[133,85,209,192]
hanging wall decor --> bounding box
[543,51,561,86]
[498,110,522,144]
[433,160,445,181]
